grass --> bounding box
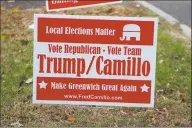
[1,2,191,127]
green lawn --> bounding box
[1,3,191,127]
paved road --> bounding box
[1,0,191,27]
[149,1,191,27]
[1,0,45,9]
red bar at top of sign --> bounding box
[37,17,155,46]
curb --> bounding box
[135,1,191,41]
